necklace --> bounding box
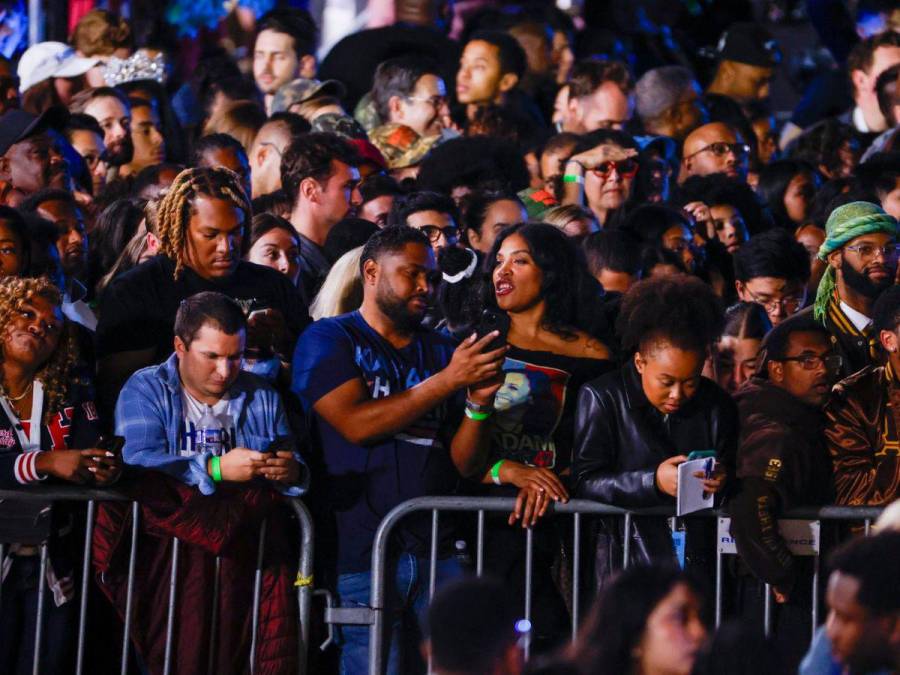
[5,381,33,402]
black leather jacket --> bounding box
[572,362,738,575]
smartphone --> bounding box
[687,450,716,461]
[475,309,511,352]
[97,435,125,456]
[265,436,294,456]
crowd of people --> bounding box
[0,1,900,674]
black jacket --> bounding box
[729,380,833,591]
[572,362,738,573]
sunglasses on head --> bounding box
[591,158,639,178]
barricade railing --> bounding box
[0,486,315,675]
[343,496,884,675]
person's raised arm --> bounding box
[313,333,507,447]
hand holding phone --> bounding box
[474,309,511,352]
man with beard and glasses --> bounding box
[729,314,840,669]
[71,87,132,181]
[291,226,507,675]
[826,285,900,507]
[802,202,899,379]
[0,107,67,206]
[20,189,94,330]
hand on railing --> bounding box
[502,462,569,528]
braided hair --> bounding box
[0,277,81,424]
[155,167,252,279]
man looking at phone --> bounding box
[117,291,306,496]
[292,226,506,674]
[729,314,840,669]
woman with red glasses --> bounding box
[560,129,639,228]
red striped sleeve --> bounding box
[13,451,46,484]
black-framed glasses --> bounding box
[780,353,842,371]
[744,287,807,314]
[419,224,459,243]
[844,243,900,260]
[684,142,751,160]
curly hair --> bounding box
[0,277,80,424]
[617,275,724,355]
[155,167,252,279]
[483,222,579,338]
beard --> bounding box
[375,278,426,333]
[842,259,893,299]
[105,136,134,167]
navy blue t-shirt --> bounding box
[292,311,462,574]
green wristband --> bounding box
[465,407,491,421]
[562,173,584,184]
[210,456,223,482]
[491,460,505,485]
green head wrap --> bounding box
[813,201,898,322]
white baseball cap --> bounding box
[17,41,102,93]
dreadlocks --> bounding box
[0,277,81,424]
[155,167,252,279]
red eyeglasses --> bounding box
[591,158,639,179]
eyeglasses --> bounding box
[744,287,806,314]
[844,243,900,260]
[419,224,459,243]
[405,95,447,110]
[591,158,639,179]
[684,142,751,160]
[779,353,842,372]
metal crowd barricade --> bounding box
[348,496,883,675]
[0,486,315,675]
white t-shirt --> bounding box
[179,388,236,457]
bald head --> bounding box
[249,119,293,198]
[680,122,748,182]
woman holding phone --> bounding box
[0,276,120,672]
[456,223,612,651]
[572,275,735,575]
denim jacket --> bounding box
[115,354,308,496]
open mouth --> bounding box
[495,281,514,297]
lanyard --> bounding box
[0,379,44,452]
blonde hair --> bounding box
[542,204,596,231]
[0,277,80,423]
[71,9,132,57]
[156,167,251,279]
[309,246,364,320]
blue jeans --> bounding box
[336,553,461,675]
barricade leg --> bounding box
[120,502,139,675]
[250,520,268,674]
[291,500,315,675]
[76,500,95,675]
[623,513,632,569]
[207,556,221,675]
[811,553,819,642]
[571,513,581,642]
[0,543,6,616]
[715,547,723,628]
[163,538,180,675]
[32,543,49,675]
[524,527,534,660]
[476,510,485,577]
